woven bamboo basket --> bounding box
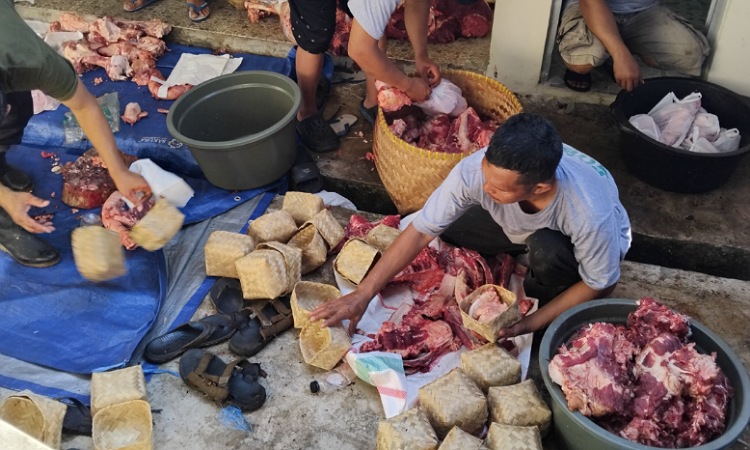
[484,423,542,450]
[282,191,325,226]
[304,208,345,251]
[299,322,351,370]
[291,281,341,329]
[71,226,126,282]
[129,199,184,251]
[235,249,288,300]
[438,426,487,450]
[204,230,257,279]
[333,238,380,285]
[461,343,521,393]
[287,224,328,274]
[0,391,67,449]
[247,210,297,244]
[372,69,522,214]
[376,407,439,450]
[365,223,402,253]
[487,379,551,436]
[91,365,148,416]
[458,284,520,343]
[256,242,302,294]
[418,368,487,439]
[93,400,153,450]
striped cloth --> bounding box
[346,351,407,418]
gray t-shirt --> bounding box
[565,0,658,14]
[347,0,401,40]
[411,145,632,290]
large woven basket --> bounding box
[373,69,522,214]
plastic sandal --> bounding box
[59,398,92,436]
[209,277,245,315]
[123,0,162,12]
[229,296,293,357]
[179,349,266,412]
[187,1,210,22]
[144,313,236,363]
[563,69,592,93]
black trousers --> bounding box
[0,91,33,153]
[440,205,581,304]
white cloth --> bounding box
[128,159,194,208]
[156,54,243,99]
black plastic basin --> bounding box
[167,71,301,190]
[610,77,750,194]
[540,298,750,450]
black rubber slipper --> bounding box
[563,69,592,92]
[229,296,293,357]
[209,277,245,315]
[59,398,92,436]
[289,143,324,193]
[179,349,267,412]
[359,100,378,126]
[296,113,340,153]
[144,314,236,364]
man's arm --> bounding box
[579,0,641,91]
[348,19,431,101]
[498,280,616,338]
[61,79,151,203]
[309,223,435,333]
[403,0,440,86]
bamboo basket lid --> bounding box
[282,191,325,226]
[291,281,341,329]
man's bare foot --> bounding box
[187,0,211,22]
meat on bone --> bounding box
[102,192,154,250]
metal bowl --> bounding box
[539,298,750,450]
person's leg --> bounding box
[523,229,581,304]
[557,3,610,91]
[440,205,526,257]
[289,0,340,153]
[0,91,33,192]
[620,5,710,76]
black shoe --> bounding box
[296,113,340,153]
[0,209,60,268]
[0,162,33,192]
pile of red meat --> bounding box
[341,214,531,374]
[61,148,137,210]
[243,0,492,56]
[549,298,733,448]
[50,13,188,100]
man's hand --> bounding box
[497,316,533,340]
[416,57,441,87]
[404,76,432,102]
[112,169,152,206]
[613,53,642,92]
[309,290,372,335]
[0,191,55,233]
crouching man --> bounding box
[310,112,632,338]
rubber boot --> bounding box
[0,209,60,268]
[0,151,33,192]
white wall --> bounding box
[705,0,750,96]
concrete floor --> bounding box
[5,1,750,449]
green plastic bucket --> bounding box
[167,71,301,190]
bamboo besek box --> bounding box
[93,400,153,450]
[298,322,351,371]
[461,343,521,393]
[235,249,288,300]
[305,208,345,251]
[376,407,439,450]
[291,281,342,329]
[71,225,127,282]
[333,238,380,285]
[282,191,325,225]
[437,426,487,450]
[484,423,542,450]
[90,365,148,416]
[418,368,488,439]
[458,284,521,343]
[256,241,302,294]
[129,199,185,251]
[487,379,551,436]
[247,209,297,244]
[287,223,327,274]
[365,223,402,252]
[0,390,67,450]
[204,230,257,279]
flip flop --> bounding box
[289,142,324,193]
[229,296,293,357]
[187,1,210,22]
[563,69,591,92]
[144,313,236,363]
[209,277,245,316]
[328,114,357,137]
[123,0,162,12]
[179,349,267,412]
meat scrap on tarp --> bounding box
[343,214,529,374]
[549,298,733,448]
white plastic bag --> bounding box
[416,79,468,117]
[648,92,702,147]
[129,159,194,208]
[713,128,741,153]
[690,112,720,141]
[629,114,661,142]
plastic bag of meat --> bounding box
[628,114,661,142]
[647,92,701,147]
[71,226,126,282]
[415,79,468,117]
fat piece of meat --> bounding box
[376,81,412,112]
[121,102,148,126]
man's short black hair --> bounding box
[485,112,563,187]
